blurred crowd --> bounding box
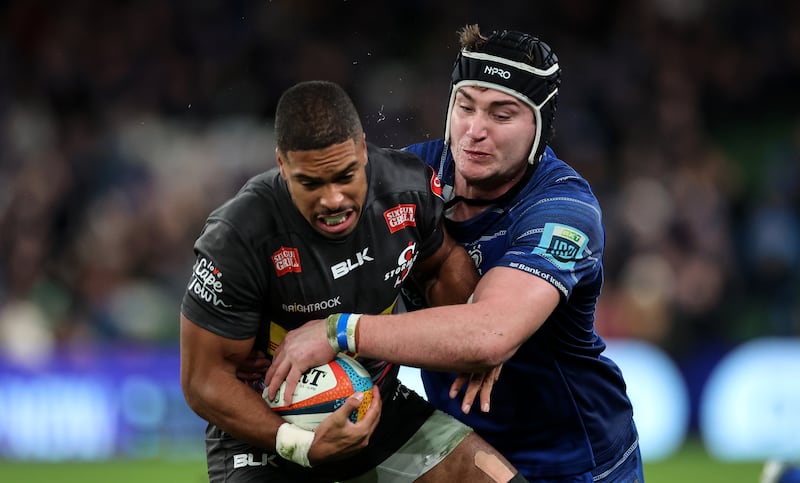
[0,0,798,371]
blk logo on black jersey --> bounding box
[331,247,374,279]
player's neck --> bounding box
[445,200,488,221]
[446,163,534,221]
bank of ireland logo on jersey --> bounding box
[272,246,301,276]
[532,223,589,271]
[188,256,231,308]
[384,204,417,234]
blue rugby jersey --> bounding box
[405,140,637,479]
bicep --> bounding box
[411,226,478,306]
[180,313,255,393]
[473,266,560,341]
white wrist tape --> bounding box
[275,422,314,467]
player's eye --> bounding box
[337,173,355,184]
[300,180,322,190]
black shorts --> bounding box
[205,378,435,483]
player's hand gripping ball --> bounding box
[263,353,374,430]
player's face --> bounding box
[449,86,535,197]
[277,135,368,239]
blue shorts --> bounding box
[590,436,643,483]
[524,433,644,483]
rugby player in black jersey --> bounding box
[180,80,528,483]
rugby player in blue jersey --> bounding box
[267,25,644,482]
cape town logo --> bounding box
[188,257,231,307]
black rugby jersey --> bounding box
[181,143,445,389]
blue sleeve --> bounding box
[495,179,604,300]
[404,140,445,170]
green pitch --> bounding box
[0,439,765,482]
[0,458,208,483]
[644,439,764,483]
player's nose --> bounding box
[466,115,489,139]
[319,183,345,209]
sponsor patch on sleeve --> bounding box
[187,256,231,308]
[532,223,589,271]
[272,246,302,276]
[384,204,417,233]
[430,170,443,198]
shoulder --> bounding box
[202,168,284,241]
[402,139,447,167]
[368,142,426,167]
[534,148,600,211]
[508,148,603,241]
[210,169,276,214]
[366,143,438,194]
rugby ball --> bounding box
[263,353,374,431]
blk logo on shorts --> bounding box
[232,452,278,468]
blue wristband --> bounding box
[336,314,350,352]
[326,313,362,353]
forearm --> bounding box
[354,268,559,372]
[356,302,516,372]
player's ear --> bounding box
[276,147,288,179]
[357,132,368,165]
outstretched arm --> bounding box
[266,265,558,405]
[356,266,559,371]
[264,223,480,402]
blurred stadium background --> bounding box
[0,1,798,481]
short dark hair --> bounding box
[275,80,363,153]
